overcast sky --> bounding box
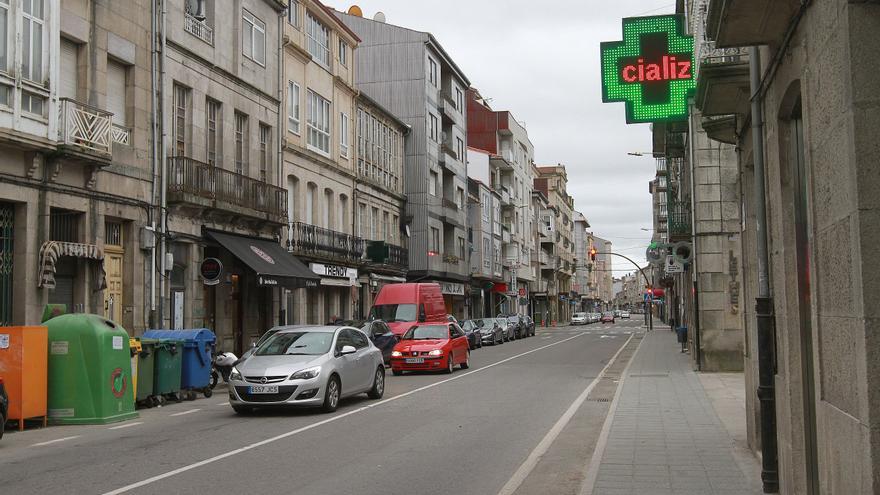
[327,0,674,277]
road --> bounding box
[0,320,645,495]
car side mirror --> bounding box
[251,341,257,348]
[340,345,357,356]
[418,311,426,323]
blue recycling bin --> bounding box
[142,329,216,399]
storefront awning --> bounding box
[38,241,107,291]
[320,277,362,288]
[206,230,319,289]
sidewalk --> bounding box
[583,330,763,495]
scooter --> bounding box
[210,351,239,389]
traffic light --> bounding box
[590,247,597,261]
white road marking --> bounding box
[31,436,81,447]
[109,422,143,430]
[215,402,230,406]
[599,335,617,339]
[169,409,201,417]
[496,333,635,495]
[101,332,590,495]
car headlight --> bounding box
[391,350,403,357]
[290,366,321,380]
[230,367,242,381]
[427,349,443,356]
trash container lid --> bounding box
[142,329,217,345]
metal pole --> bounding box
[749,46,778,494]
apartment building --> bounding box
[282,0,366,325]
[535,165,575,324]
[0,0,152,331]
[466,149,504,317]
[572,211,591,312]
[466,87,535,316]
[593,235,614,309]
[338,10,471,318]
[530,186,553,325]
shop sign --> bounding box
[310,263,358,279]
[438,282,465,296]
[518,287,526,297]
[600,14,696,124]
[258,276,279,286]
[200,258,223,286]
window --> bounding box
[107,59,127,125]
[323,189,332,228]
[382,211,389,241]
[358,202,368,237]
[338,39,347,67]
[242,9,266,65]
[456,137,464,161]
[22,0,43,83]
[483,238,489,264]
[458,237,465,259]
[306,13,330,68]
[206,99,220,166]
[430,227,440,254]
[59,38,77,100]
[339,112,349,158]
[21,92,43,116]
[307,90,331,155]
[481,193,489,220]
[287,82,300,134]
[338,195,348,231]
[455,87,463,111]
[259,124,271,182]
[306,183,317,224]
[429,114,438,142]
[287,0,299,27]
[428,57,437,87]
[173,84,189,156]
[234,111,248,175]
[50,209,80,242]
[457,187,464,209]
[428,171,438,196]
[0,0,8,71]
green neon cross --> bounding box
[600,15,697,124]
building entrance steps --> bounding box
[581,330,763,495]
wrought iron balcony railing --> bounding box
[289,221,364,263]
[184,12,214,45]
[698,42,748,66]
[168,156,287,219]
[668,198,692,238]
[388,244,408,268]
[58,98,113,156]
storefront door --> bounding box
[0,202,13,326]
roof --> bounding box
[357,91,411,132]
[314,0,362,43]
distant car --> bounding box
[495,317,516,342]
[613,310,621,317]
[590,313,601,323]
[620,311,631,319]
[522,316,536,336]
[501,315,525,339]
[229,326,385,414]
[460,320,484,350]
[391,323,470,375]
[570,312,588,325]
[601,312,615,324]
[474,318,504,345]
[0,376,7,440]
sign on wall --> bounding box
[310,263,358,280]
[600,14,696,124]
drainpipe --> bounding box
[277,7,286,327]
[687,104,702,369]
[749,46,778,494]
[149,0,159,328]
[158,0,168,328]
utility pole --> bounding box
[597,251,653,333]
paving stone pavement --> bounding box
[587,330,763,495]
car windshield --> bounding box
[255,331,333,356]
[507,316,519,323]
[574,313,586,318]
[473,319,492,327]
[370,304,417,322]
[603,312,614,317]
[462,320,476,331]
[402,325,448,340]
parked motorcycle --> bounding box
[210,351,239,389]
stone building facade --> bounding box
[534,165,575,324]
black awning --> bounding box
[206,230,320,289]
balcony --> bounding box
[706,0,800,49]
[438,91,457,122]
[443,253,461,265]
[57,98,113,163]
[498,187,511,206]
[701,115,739,145]
[289,222,365,264]
[490,151,514,171]
[539,251,553,268]
[388,244,408,269]
[168,156,287,225]
[184,12,214,45]
[441,198,459,211]
[667,198,692,242]
[111,124,131,147]
[655,158,667,176]
[696,43,751,117]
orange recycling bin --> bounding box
[0,326,48,430]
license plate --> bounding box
[248,385,278,394]
[405,358,424,364]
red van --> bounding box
[369,283,447,336]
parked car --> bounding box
[369,283,447,336]
[620,311,631,319]
[570,312,588,325]
[239,326,283,361]
[601,312,616,323]
[495,317,516,342]
[228,325,385,414]
[474,318,504,345]
[522,315,536,336]
[0,376,7,440]
[499,315,524,339]
[356,320,399,363]
[390,323,470,375]
[460,320,484,350]
[447,314,459,325]
[590,313,601,324]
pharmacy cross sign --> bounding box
[600,14,697,124]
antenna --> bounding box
[374,11,386,23]
[347,5,363,17]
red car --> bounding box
[601,312,616,323]
[390,322,470,375]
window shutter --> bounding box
[59,39,78,100]
[106,60,127,125]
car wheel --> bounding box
[321,375,341,413]
[445,353,455,374]
[460,351,470,369]
[367,366,385,399]
[232,405,253,415]
[392,368,403,376]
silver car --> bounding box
[229,326,385,414]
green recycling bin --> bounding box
[135,338,158,406]
[152,340,183,402]
[45,314,138,424]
